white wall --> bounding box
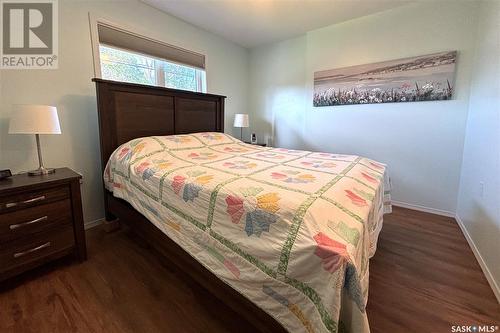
[249,1,479,214]
[457,0,500,300]
[0,0,249,225]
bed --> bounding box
[94,78,391,333]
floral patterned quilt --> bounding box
[104,132,391,333]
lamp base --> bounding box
[28,167,55,176]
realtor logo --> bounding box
[1,0,58,69]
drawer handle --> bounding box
[13,242,51,258]
[10,216,48,230]
[5,195,46,208]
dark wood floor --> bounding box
[1,207,498,332]
[367,208,499,332]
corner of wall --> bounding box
[455,0,500,303]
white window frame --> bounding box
[88,13,207,92]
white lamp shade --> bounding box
[233,113,249,128]
[9,105,61,134]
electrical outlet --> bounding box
[479,181,484,198]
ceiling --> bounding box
[142,0,413,48]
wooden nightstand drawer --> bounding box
[0,186,69,214]
[0,199,72,243]
[0,168,86,282]
[0,225,75,273]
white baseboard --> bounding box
[455,214,500,304]
[391,200,455,217]
[84,218,104,230]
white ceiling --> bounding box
[142,0,413,48]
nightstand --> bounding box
[0,168,86,281]
[244,142,267,147]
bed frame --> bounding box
[93,78,286,333]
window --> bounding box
[92,22,207,91]
[99,44,206,92]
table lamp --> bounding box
[233,113,249,141]
[9,105,61,176]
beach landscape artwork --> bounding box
[313,51,457,107]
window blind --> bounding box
[97,23,205,70]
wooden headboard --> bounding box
[93,78,226,170]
